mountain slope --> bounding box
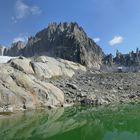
[2,22,103,68]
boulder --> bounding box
[31,56,86,79]
[0,56,86,112]
[9,57,34,74]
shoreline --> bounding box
[0,56,140,114]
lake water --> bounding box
[0,104,140,140]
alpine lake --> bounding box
[0,104,140,140]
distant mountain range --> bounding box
[104,48,140,67]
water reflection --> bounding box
[0,105,140,140]
[103,131,140,140]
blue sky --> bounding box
[0,0,140,55]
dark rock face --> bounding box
[1,22,103,68]
[4,41,25,56]
[104,48,140,67]
[103,54,113,66]
[114,49,140,66]
[22,22,103,68]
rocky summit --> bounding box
[1,22,103,69]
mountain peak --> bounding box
[1,22,103,68]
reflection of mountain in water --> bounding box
[0,105,140,140]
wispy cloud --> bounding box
[15,0,29,19]
[13,34,27,43]
[93,38,101,43]
[109,36,124,46]
[30,6,42,15]
[12,0,42,23]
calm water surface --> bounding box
[0,104,140,140]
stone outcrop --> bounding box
[114,48,140,66]
[9,57,34,74]
[103,53,113,66]
[4,41,25,56]
[104,48,140,67]
[0,56,86,112]
[31,56,86,79]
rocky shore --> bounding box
[51,70,140,106]
[0,56,140,113]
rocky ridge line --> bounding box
[0,22,103,69]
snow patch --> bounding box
[0,56,17,64]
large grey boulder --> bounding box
[0,56,86,112]
[31,56,86,79]
[0,64,64,111]
[9,57,34,74]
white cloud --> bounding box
[11,16,17,24]
[109,36,124,46]
[30,6,42,15]
[93,38,101,43]
[12,0,42,23]
[13,35,27,43]
[16,0,29,19]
